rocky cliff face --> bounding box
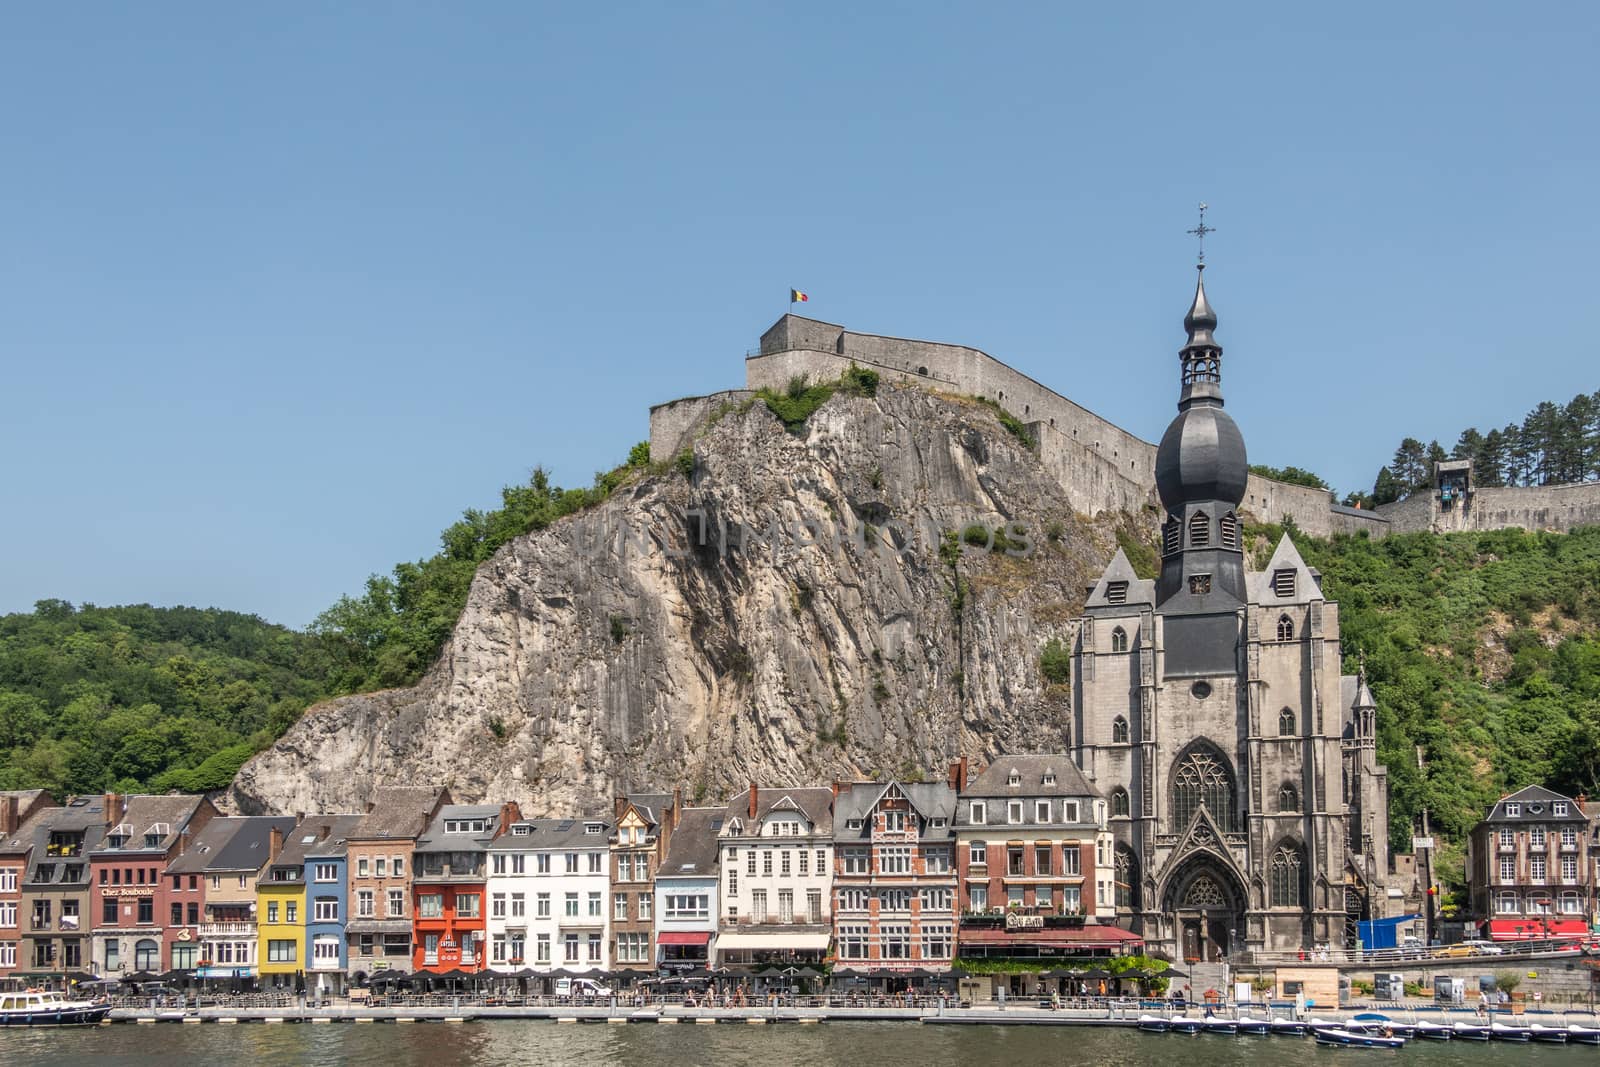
[227,383,1152,816]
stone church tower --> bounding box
[1070,267,1391,960]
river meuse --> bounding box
[5,1021,1600,1066]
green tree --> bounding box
[1390,439,1428,494]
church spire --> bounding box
[1179,203,1223,410]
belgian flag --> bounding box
[790,289,809,303]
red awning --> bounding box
[959,925,1145,947]
[1487,919,1589,940]
[656,931,712,946]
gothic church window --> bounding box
[1278,783,1299,812]
[1188,511,1210,548]
[1110,627,1128,652]
[1111,717,1129,745]
[1183,876,1225,908]
[1220,511,1238,549]
[1171,746,1236,832]
[1114,845,1139,910]
[1111,788,1129,817]
[1277,614,1294,641]
[1278,707,1296,735]
[1270,844,1304,907]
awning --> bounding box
[657,931,712,946]
[958,925,1144,948]
[714,931,831,952]
[346,920,413,935]
[1487,918,1589,940]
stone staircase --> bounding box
[1182,962,1232,1000]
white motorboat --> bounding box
[0,989,111,1027]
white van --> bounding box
[556,977,614,999]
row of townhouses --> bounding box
[4,772,1591,989]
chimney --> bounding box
[268,827,285,861]
[947,757,970,792]
[1578,794,1588,816]
[0,795,17,835]
[831,780,843,801]
[498,802,522,835]
[671,787,683,829]
[614,795,628,820]
[104,792,125,828]
[748,783,759,820]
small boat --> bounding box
[1314,1027,1406,1049]
[1233,1014,1270,1036]
[1349,1011,1414,1037]
[0,989,112,1027]
[1451,1021,1491,1041]
[1528,1022,1569,1044]
[1411,1020,1452,1040]
[1199,1016,1238,1035]
[1169,1015,1202,1035]
[1489,1020,1532,1042]
[1567,1023,1600,1045]
[1267,1017,1307,1036]
[1138,1014,1170,1033]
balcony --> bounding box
[199,921,256,936]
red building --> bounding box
[0,791,53,981]
[89,794,215,975]
[411,803,518,974]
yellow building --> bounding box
[256,820,314,988]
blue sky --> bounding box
[2,3,1595,627]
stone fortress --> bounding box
[650,303,1600,539]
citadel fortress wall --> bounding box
[649,314,1600,538]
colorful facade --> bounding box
[345,786,448,981]
[411,804,518,973]
[0,791,52,981]
[89,793,214,975]
[716,785,834,968]
[609,793,672,976]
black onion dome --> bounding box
[1155,400,1249,510]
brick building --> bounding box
[1466,785,1593,941]
[831,781,956,973]
[609,792,673,978]
[89,793,215,975]
[0,790,52,981]
[345,786,449,983]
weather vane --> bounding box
[1187,202,1214,266]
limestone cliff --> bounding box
[227,383,1150,816]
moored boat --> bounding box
[1451,1020,1491,1041]
[1489,1020,1532,1042]
[1267,1017,1307,1036]
[1169,1015,1202,1034]
[1567,1022,1600,1045]
[1138,1014,1170,1032]
[1314,1027,1405,1049]
[1528,1022,1568,1044]
[1199,1016,1237,1035]
[1411,1019,1452,1040]
[0,989,111,1027]
[1233,1014,1270,1036]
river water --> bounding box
[4,1021,1600,1067]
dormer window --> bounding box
[1042,773,1056,786]
[1007,771,1021,787]
[1110,627,1128,653]
[1106,581,1128,605]
[512,824,530,835]
[846,818,863,830]
[584,823,603,835]
[1189,511,1210,548]
[1506,803,1521,817]
[1555,802,1570,816]
[1273,570,1296,598]
[144,834,161,848]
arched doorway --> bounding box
[1164,862,1246,963]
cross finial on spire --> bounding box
[1187,202,1214,266]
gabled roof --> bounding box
[960,755,1100,801]
[414,804,506,854]
[723,787,834,837]
[269,814,364,869]
[1084,548,1155,611]
[832,781,956,842]
[6,797,108,883]
[1481,786,1587,824]
[168,815,296,875]
[93,794,207,856]
[349,786,450,841]
[658,807,724,879]
[1250,533,1323,605]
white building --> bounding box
[716,786,834,967]
[485,817,612,976]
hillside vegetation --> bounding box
[1256,522,1600,882]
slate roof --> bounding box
[657,807,724,879]
[624,793,673,828]
[167,815,295,874]
[832,781,956,842]
[723,787,834,837]
[349,786,449,841]
[488,816,613,851]
[1248,533,1323,605]
[960,755,1100,800]
[267,814,364,872]
[414,804,505,855]
[94,794,207,857]
[7,797,108,883]
[1480,786,1587,824]
[1083,548,1156,611]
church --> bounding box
[1070,266,1392,960]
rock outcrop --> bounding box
[227,383,1150,815]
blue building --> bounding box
[302,814,363,997]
